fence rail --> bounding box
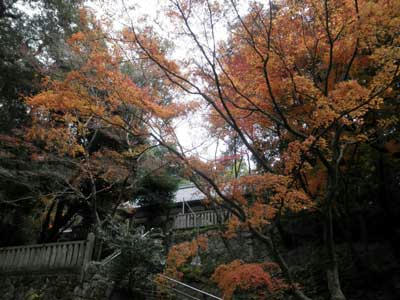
[158,274,222,299]
[0,233,95,274]
[173,210,230,229]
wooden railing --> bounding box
[173,210,230,229]
[0,233,95,274]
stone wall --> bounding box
[0,274,80,300]
[0,263,115,300]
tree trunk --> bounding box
[38,199,56,243]
[250,226,313,300]
[326,263,346,300]
[325,206,346,300]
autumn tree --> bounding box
[16,0,400,298]
[26,9,188,243]
[113,0,400,299]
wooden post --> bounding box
[81,232,95,282]
[83,233,95,266]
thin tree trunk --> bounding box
[250,226,312,300]
[38,199,56,243]
[325,206,346,300]
[323,126,346,300]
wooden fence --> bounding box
[0,233,95,275]
[173,210,230,229]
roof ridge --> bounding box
[178,183,196,189]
